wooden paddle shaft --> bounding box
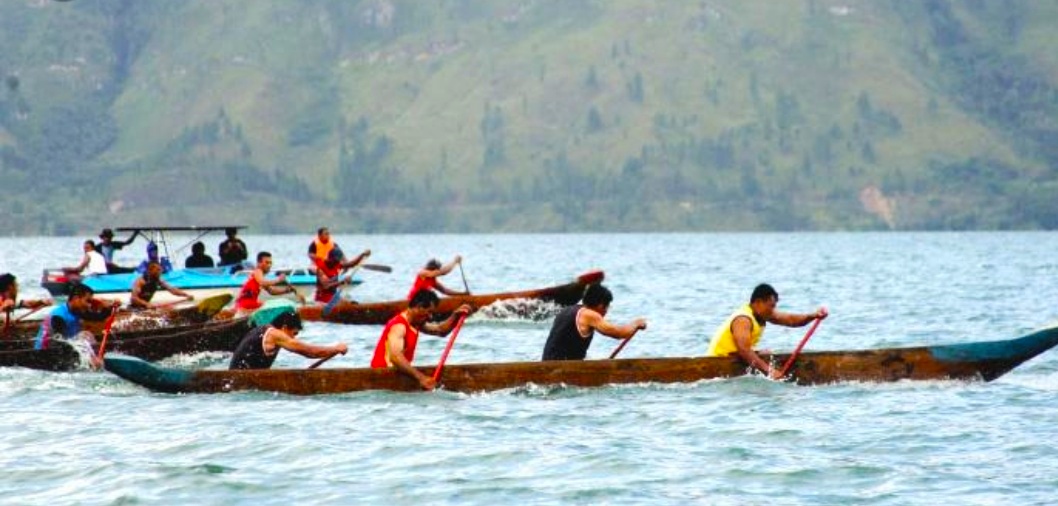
[778,317,824,377]
[432,314,468,382]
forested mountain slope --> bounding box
[1,0,1055,234]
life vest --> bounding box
[235,272,263,310]
[370,313,419,368]
[34,303,80,349]
[406,275,438,301]
[706,304,764,357]
[312,237,335,264]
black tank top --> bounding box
[139,277,161,303]
[229,326,279,370]
[542,305,593,361]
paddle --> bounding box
[15,304,49,323]
[360,264,392,273]
[777,315,825,378]
[95,305,120,362]
[431,313,468,384]
[308,354,336,369]
[458,261,470,295]
[609,336,634,359]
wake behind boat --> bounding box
[102,323,1058,394]
[298,270,605,325]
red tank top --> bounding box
[370,313,419,368]
[314,262,342,304]
[406,275,438,300]
[235,272,263,310]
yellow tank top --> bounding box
[706,304,764,357]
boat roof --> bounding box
[115,226,246,232]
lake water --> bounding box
[2,232,1057,505]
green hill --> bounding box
[1,0,1056,234]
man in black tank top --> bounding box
[229,312,348,370]
[129,261,194,310]
[542,284,648,361]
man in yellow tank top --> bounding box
[706,283,827,379]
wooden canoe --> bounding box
[102,324,1058,395]
[2,293,233,341]
[298,270,604,325]
[0,316,252,372]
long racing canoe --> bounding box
[0,316,252,372]
[102,323,1058,394]
[298,270,604,325]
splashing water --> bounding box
[476,299,564,322]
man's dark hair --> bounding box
[750,283,779,303]
[225,227,237,237]
[425,259,442,270]
[68,283,94,299]
[317,227,328,235]
[257,251,272,262]
[409,289,440,309]
[192,241,206,254]
[271,311,303,331]
[83,240,97,250]
[0,273,15,292]
[582,284,613,307]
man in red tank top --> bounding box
[406,255,469,300]
[235,251,304,312]
[307,227,371,274]
[371,289,472,390]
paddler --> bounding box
[34,283,117,360]
[307,227,370,273]
[129,261,194,310]
[541,284,647,361]
[0,273,53,314]
[234,251,305,312]
[229,311,347,370]
[313,249,357,305]
[406,255,468,300]
[370,289,472,390]
[705,283,827,379]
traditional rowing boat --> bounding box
[298,270,604,325]
[101,323,1058,394]
[0,316,252,372]
[3,294,233,341]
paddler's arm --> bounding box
[342,249,371,269]
[582,310,647,340]
[768,307,828,327]
[731,315,777,378]
[65,254,90,274]
[258,271,293,295]
[384,325,435,390]
[421,304,473,336]
[271,330,347,360]
[431,280,466,297]
[160,280,193,301]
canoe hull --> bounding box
[0,317,252,372]
[103,324,1058,394]
[299,270,604,325]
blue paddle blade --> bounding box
[322,288,342,317]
